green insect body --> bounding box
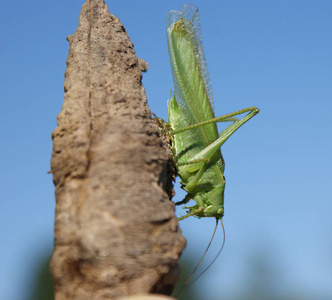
[166,4,259,222]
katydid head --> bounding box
[190,186,225,219]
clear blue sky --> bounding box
[1,1,332,299]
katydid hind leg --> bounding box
[176,157,210,167]
[186,108,259,164]
[175,156,210,193]
[185,159,209,190]
[171,106,259,135]
[174,109,258,208]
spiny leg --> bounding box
[177,207,204,221]
[171,106,259,135]
[180,107,259,163]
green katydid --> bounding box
[166,4,259,223]
[164,4,259,291]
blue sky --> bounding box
[1,0,332,299]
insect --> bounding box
[166,4,259,224]
[163,4,260,295]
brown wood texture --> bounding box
[50,1,185,299]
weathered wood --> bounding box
[50,1,185,299]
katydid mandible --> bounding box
[166,4,259,223]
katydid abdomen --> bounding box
[168,93,225,220]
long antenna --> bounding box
[175,218,225,297]
[185,218,225,288]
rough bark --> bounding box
[50,1,186,299]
